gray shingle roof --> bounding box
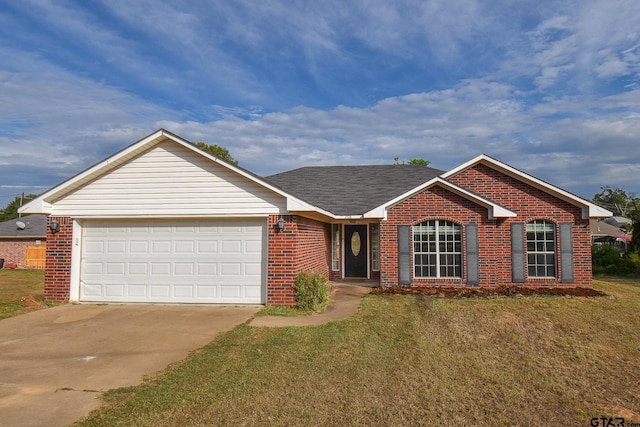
[266,165,445,216]
[0,214,47,238]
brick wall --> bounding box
[0,240,45,269]
[380,164,591,288]
[266,215,331,306]
[44,216,73,302]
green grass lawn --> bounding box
[0,269,47,319]
[75,277,640,426]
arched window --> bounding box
[526,220,556,277]
[414,220,462,278]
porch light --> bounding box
[50,220,60,234]
[276,216,285,232]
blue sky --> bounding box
[1,0,639,209]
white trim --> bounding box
[442,154,612,219]
[364,177,517,220]
[69,219,82,302]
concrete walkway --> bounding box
[0,304,259,427]
[249,284,371,327]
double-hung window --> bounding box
[414,220,462,278]
[526,220,556,277]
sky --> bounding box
[1,0,639,209]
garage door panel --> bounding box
[128,284,147,297]
[245,262,262,276]
[128,263,148,275]
[130,241,149,253]
[197,263,217,275]
[80,219,265,304]
[196,284,217,298]
[105,284,125,297]
[152,241,171,253]
[198,240,218,253]
[174,263,195,275]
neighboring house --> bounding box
[19,129,612,305]
[591,219,632,251]
[0,214,47,269]
[604,216,633,230]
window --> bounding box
[331,224,341,271]
[414,220,462,278]
[371,223,380,271]
[526,220,556,277]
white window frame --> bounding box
[413,220,462,278]
[526,220,556,278]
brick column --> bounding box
[44,216,73,302]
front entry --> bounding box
[345,225,368,278]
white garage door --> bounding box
[80,219,265,304]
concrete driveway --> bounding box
[0,304,260,427]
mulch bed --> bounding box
[370,285,607,298]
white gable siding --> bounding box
[52,141,286,217]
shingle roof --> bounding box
[266,165,445,216]
[0,214,47,238]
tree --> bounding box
[195,142,238,165]
[393,157,431,167]
[593,186,640,254]
[593,186,638,217]
[0,194,38,222]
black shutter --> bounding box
[560,223,574,283]
[466,224,479,286]
[511,223,525,283]
[398,225,411,285]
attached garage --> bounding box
[79,219,266,304]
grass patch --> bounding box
[0,269,48,319]
[255,305,315,317]
[76,278,640,426]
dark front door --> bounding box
[345,225,368,278]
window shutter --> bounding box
[560,223,574,283]
[511,223,525,283]
[398,225,411,285]
[466,224,479,286]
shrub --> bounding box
[294,271,329,311]
[592,245,640,276]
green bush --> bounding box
[592,245,640,276]
[294,271,329,311]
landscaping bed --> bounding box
[371,284,607,298]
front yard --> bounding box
[74,277,640,426]
[0,269,46,319]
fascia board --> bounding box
[443,154,612,219]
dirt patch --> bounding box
[370,285,607,298]
[20,295,45,308]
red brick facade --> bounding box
[267,215,331,306]
[0,240,45,269]
[379,164,592,288]
[44,216,73,302]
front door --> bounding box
[345,225,368,278]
